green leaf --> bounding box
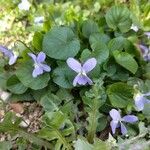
[53,65,74,89]
[56,88,73,101]
[91,43,109,65]
[0,141,12,150]
[74,138,93,150]
[93,138,111,150]
[89,33,110,48]
[0,112,21,133]
[145,80,150,91]
[18,130,52,149]
[82,20,99,38]
[0,71,11,90]
[38,111,74,150]
[89,33,109,65]
[32,32,44,51]
[40,92,61,112]
[0,112,51,149]
[97,115,107,132]
[31,88,48,101]
[83,79,107,143]
[138,122,148,135]
[113,50,138,74]
[105,6,132,33]
[0,58,6,67]
[80,49,91,62]
[107,82,133,108]
[16,61,50,90]
[142,103,150,119]
[43,27,80,60]
[108,36,125,52]
[11,92,33,102]
[6,75,27,94]
[143,63,150,79]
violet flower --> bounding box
[144,32,150,39]
[0,45,18,65]
[139,44,150,61]
[134,92,150,111]
[28,52,51,78]
[109,109,138,135]
[67,58,97,86]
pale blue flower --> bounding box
[144,32,150,39]
[134,92,150,111]
[67,58,97,86]
[139,44,150,61]
[28,52,51,78]
[109,109,138,135]
[0,45,18,65]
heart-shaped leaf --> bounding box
[7,75,27,94]
[105,6,132,33]
[16,61,50,90]
[107,82,133,108]
[113,50,138,74]
[43,27,80,60]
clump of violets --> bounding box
[0,45,18,65]
[67,58,97,86]
[139,44,150,62]
[28,52,51,78]
[109,109,138,135]
[134,92,150,111]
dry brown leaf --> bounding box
[10,103,24,114]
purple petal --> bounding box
[41,64,51,72]
[82,58,97,73]
[143,98,150,104]
[109,109,121,121]
[143,92,150,97]
[73,75,80,86]
[144,32,150,38]
[37,52,46,63]
[110,120,119,134]
[134,94,145,111]
[9,55,18,65]
[73,75,92,86]
[139,45,149,54]
[28,53,37,63]
[75,75,87,85]
[122,115,138,123]
[85,76,93,85]
[143,55,150,61]
[77,75,92,85]
[0,46,13,58]
[120,123,127,135]
[67,58,81,73]
[32,66,43,78]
